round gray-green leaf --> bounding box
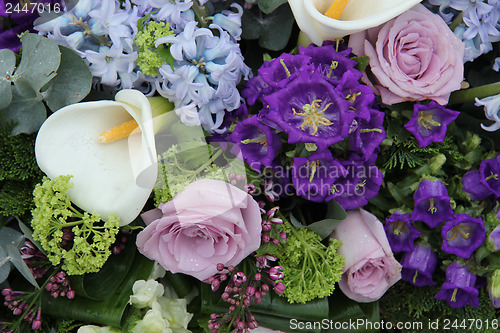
[2,99,47,135]
[13,33,60,94]
[0,248,10,284]
[0,49,15,109]
[43,45,92,112]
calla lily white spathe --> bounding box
[289,0,422,46]
[35,89,157,226]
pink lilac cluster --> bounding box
[207,205,286,333]
[1,289,42,330]
[232,41,384,209]
[20,241,49,280]
[45,271,75,300]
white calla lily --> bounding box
[35,89,158,226]
[289,0,422,45]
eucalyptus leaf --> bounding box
[258,0,287,14]
[0,226,25,247]
[6,244,40,289]
[43,251,154,327]
[43,45,92,112]
[0,248,10,284]
[1,98,47,135]
[0,49,15,109]
[241,4,295,51]
[289,214,305,229]
[306,219,342,239]
[13,33,60,94]
[258,4,295,51]
[16,218,44,254]
[326,199,347,221]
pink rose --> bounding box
[348,4,464,105]
[136,179,262,281]
[330,209,402,303]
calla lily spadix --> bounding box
[289,0,422,46]
[35,89,172,226]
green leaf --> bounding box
[326,199,347,221]
[13,33,60,94]
[0,246,10,284]
[352,56,370,73]
[0,49,15,109]
[329,290,379,332]
[69,237,137,300]
[257,0,287,14]
[43,46,92,112]
[306,219,342,239]
[0,226,25,247]
[6,244,40,289]
[200,284,329,332]
[289,214,305,228]
[16,218,45,254]
[241,4,295,51]
[43,251,154,327]
[1,97,46,135]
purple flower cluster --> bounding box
[233,42,385,207]
[384,179,486,307]
[404,101,460,148]
[463,153,500,200]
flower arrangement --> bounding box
[0,0,500,332]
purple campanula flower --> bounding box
[441,214,485,259]
[349,108,386,161]
[384,212,420,252]
[241,74,272,106]
[488,269,500,308]
[462,169,492,201]
[258,53,311,89]
[478,154,500,197]
[292,150,347,203]
[261,69,352,150]
[435,262,480,308]
[404,101,460,148]
[231,115,281,172]
[328,153,383,210]
[298,43,361,84]
[411,179,454,228]
[489,224,500,251]
[401,244,438,287]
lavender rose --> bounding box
[136,179,262,281]
[348,4,464,105]
[331,209,402,302]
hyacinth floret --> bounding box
[429,0,500,63]
[132,0,194,32]
[35,0,140,90]
[31,176,120,275]
[155,17,250,132]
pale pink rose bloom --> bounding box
[136,179,262,281]
[331,209,402,303]
[348,4,464,105]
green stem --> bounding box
[449,12,463,32]
[191,0,211,28]
[449,81,500,105]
